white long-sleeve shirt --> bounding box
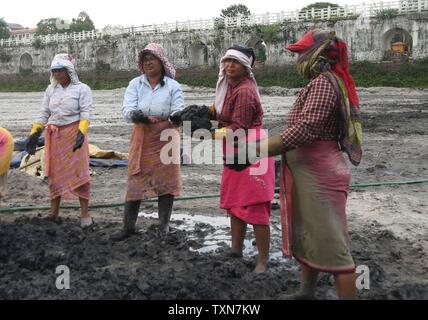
[37,83,92,126]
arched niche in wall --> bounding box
[189,42,208,67]
[95,46,112,71]
[246,37,267,64]
[19,52,33,73]
[382,28,413,61]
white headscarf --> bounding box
[50,53,80,86]
[214,49,260,114]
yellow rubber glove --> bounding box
[78,119,90,135]
[211,127,227,140]
[30,123,44,135]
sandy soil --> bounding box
[0,85,427,300]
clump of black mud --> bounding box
[180,105,213,133]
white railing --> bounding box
[1,0,427,47]
[0,29,100,47]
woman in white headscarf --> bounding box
[25,53,94,228]
[213,45,275,273]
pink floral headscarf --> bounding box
[138,43,176,79]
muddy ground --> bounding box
[0,86,427,300]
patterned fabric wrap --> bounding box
[286,30,362,166]
[44,121,90,200]
[126,121,182,201]
[0,128,14,197]
[138,43,176,79]
[50,53,80,86]
[0,128,13,175]
[279,141,356,274]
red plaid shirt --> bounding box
[282,75,338,151]
[217,78,263,131]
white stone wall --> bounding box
[0,15,427,75]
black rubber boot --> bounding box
[158,194,174,234]
[110,200,141,241]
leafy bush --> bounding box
[32,38,44,49]
[0,50,12,63]
[250,24,283,43]
[375,8,399,20]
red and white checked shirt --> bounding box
[282,75,339,151]
[217,78,263,131]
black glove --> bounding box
[168,111,183,126]
[130,110,150,124]
[224,153,252,171]
[25,129,42,155]
[223,140,260,171]
[73,130,85,152]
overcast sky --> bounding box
[3,0,368,29]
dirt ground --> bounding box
[0,85,427,300]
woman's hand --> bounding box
[168,110,183,126]
[25,123,43,155]
[73,130,85,152]
[223,140,261,171]
[130,110,150,124]
[223,135,285,171]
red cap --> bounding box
[285,31,315,53]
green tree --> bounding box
[220,4,251,18]
[300,2,339,12]
[70,11,95,32]
[0,18,11,39]
[36,18,60,35]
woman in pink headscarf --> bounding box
[111,43,185,240]
[226,30,362,299]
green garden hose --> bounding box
[0,179,427,214]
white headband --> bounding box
[220,49,254,70]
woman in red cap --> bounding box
[225,30,362,299]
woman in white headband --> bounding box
[213,44,275,273]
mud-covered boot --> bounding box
[158,194,174,235]
[110,200,141,241]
